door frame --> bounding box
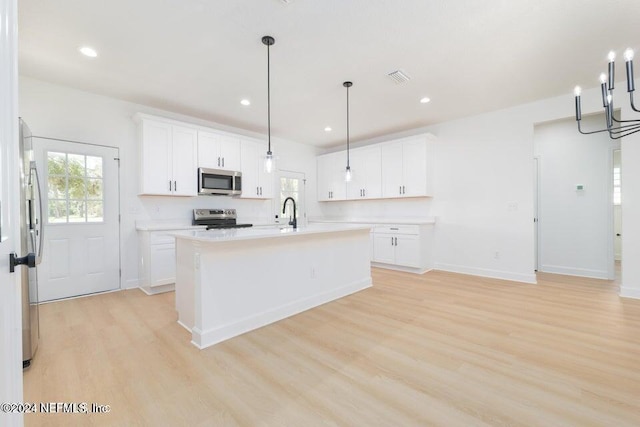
[606,144,621,280]
[533,156,540,272]
[33,136,122,295]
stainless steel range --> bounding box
[192,209,253,230]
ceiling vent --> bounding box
[387,69,411,84]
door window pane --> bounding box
[46,152,104,223]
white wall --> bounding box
[18,76,321,289]
[534,114,616,279]
[620,98,640,298]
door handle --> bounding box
[222,157,225,168]
[9,252,36,273]
[174,181,177,192]
[616,233,621,236]
[218,157,221,167]
[260,187,262,196]
[30,162,44,263]
[402,185,405,194]
[257,187,259,195]
[169,180,172,191]
[391,237,394,246]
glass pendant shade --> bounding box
[264,151,274,173]
[345,165,352,182]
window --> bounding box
[613,166,621,205]
[47,151,104,223]
[276,171,306,225]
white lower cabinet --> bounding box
[138,229,185,294]
[372,224,433,272]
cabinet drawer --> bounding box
[373,225,419,235]
[150,232,176,245]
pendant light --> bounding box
[343,81,353,182]
[262,35,275,173]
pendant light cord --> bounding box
[346,84,350,167]
[267,42,271,154]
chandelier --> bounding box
[574,48,640,139]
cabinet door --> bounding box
[218,136,241,171]
[346,148,366,199]
[328,151,347,200]
[171,126,198,196]
[381,142,403,198]
[395,234,420,267]
[197,131,221,169]
[373,234,395,264]
[240,139,260,199]
[361,146,382,199]
[258,164,273,199]
[150,243,176,286]
[140,120,172,195]
[317,154,332,201]
[402,138,428,197]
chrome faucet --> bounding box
[282,197,297,229]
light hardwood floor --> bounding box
[24,268,640,426]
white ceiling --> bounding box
[18,0,640,148]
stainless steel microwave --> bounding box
[198,168,242,196]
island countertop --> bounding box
[171,223,372,243]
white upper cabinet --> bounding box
[197,130,241,171]
[317,134,433,202]
[381,136,432,198]
[139,118,197,196]
[239,138,273,199]
[317,151,347,201]
[346,146,382,199]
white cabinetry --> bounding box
[381,137,432,198]
[240,138,273,199]
[197,130,241,171]
[138,230,181,295]
[317,151,347,201]
[346,146,382,199]
[138,118,197,196]
[317,134,433,202]
[372,224,433,272]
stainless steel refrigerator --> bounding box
[11,118,44,369]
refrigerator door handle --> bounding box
[29,161,44,265]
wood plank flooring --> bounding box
[24,268,640,426]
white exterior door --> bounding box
[33,138,120,301]
[0,0,24,423]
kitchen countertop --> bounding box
[171,223,371,243]
[309,217,436,225]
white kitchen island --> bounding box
[172,224,372,349]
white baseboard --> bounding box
[620,286,640,299]
[434,263,537,284]
[371,262,431,275]
[139,283,175,296]
[539,264,608,280]
[192,278,372,349]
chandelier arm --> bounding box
[608,122,640,131]
[608,123,640,134]
[608,127,640,139]
[577,121,611,135]
[611,114,640,123]
[631,92,640,113]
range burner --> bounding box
[192,209,253,230]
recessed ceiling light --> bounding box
[324,127,332,132]
[79,46,98,58]
[240,99,251,106]
[420,97,431,104]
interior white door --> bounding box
[0,0,24,418]
[33,138,120,301]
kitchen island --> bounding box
[172,224,372,349]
